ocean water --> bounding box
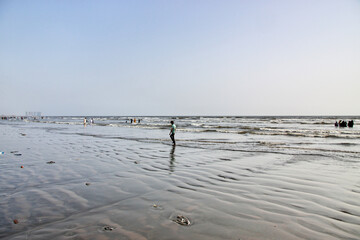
[0,116,359,239]
[36,115,360,158]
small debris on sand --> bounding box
[13,219,19,224]
[46,161,56,164]
[174,215,191,226]
[14,153,22,156]
[151,204,163,210]
[103,226,115,231]
[85,182,91,186]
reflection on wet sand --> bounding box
[169,145,175,173]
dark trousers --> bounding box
[170,133,175,145]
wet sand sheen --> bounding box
[0,123,359,239]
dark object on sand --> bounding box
[14,153,22,156]
[348,120,354,128]
[13,219,19,224]
[21,166,24,168]
[46,161,56,164]
[103,226,115,231]
[85,182,91,186]
[20,133,26,136]
[175,215,191,226]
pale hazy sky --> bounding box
[0,0,359,116]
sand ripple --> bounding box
[0,123,359,240]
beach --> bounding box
[0,117,359,240]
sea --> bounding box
[34,115,360,158]
[0,116,359,239]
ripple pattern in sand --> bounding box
[0,123,359,240]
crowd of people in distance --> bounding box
[126,118,141,124]
[335,120,354,128]
[83,118,143,125]
[1,116,44,120]
[83,118,94,125]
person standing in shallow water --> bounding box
[169,121,176,145]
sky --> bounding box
[0,0,359,116]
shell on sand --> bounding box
[174,215,191,226]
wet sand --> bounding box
[0,122,359,240]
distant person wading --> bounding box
[169,121,176,145]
